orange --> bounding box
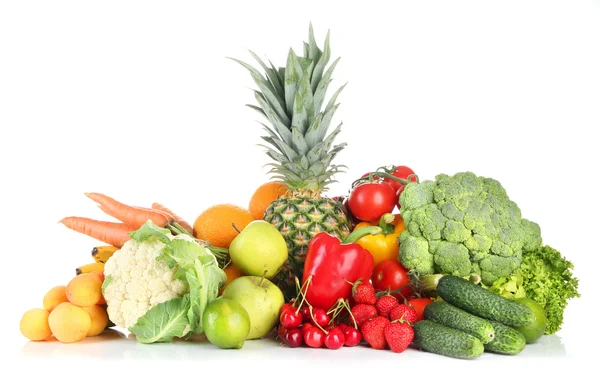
[248,181,289,220]
[219,263,244,295]
[193,204,254,248]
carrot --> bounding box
[59,217,137,248]
[151,203,194,234]
[84,192,170,228]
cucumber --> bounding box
[413,320,484,359]
[484,320,527,355]
[424,301,496,344]
[436,275,535,327]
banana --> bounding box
[76,262,104,275]
[91,246,118,264]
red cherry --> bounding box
[301,322,314,333]
[299,305,311,323]
[310,308,331,327]
[342,326,362,347]
[282,327,304,348]
[324,327,346,350]
[280,309,303,329]
[304,327,325,348]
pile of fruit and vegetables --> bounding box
[19,24,580,359]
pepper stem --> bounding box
[342,225,382,244]
[378,213,396,235]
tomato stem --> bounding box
[351,171,419,189]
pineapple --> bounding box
[233,24,351,299]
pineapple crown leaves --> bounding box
[230,23,347,193]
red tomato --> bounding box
[395,185,405,210]
[407,298,434,322]
[384,165,418,193]
[371,259,412,298]
[347,182,396,222]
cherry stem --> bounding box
[309,306,329,335]
[327,298,347,323]
[294,276,312,315]
[341,299,358,330]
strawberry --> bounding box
[384,320,414,353]
[360,316,390,350]
[389,304,419,324]
[351,278,377,305]
[350,304,378,327]
[375,295,399,318]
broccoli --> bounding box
[399,171,542,286]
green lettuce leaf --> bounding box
[129,295,191,344]
[488,273,527,299]
[519,245,580,334]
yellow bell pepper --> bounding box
[355,213,406,268]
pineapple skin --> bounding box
[264,195,351,300]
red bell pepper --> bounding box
[301,226,381,312]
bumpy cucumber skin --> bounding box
[424,301,496,344]
[436,275,535,327]
[413,320,484,359]
[484,320,527,355]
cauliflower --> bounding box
[103,233,186,329]
[399,171,542,286]
[102,221,226,343]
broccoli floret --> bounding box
[398,231,435,275]
[411,204,446,241]
[521,219,542,252]
[442,220,470,243]
[479,254,521,285]
[400,180,435,210]
[398,171,542,286]
[433,242,472,277]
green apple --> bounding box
[514,298,547,343]
[221,276,285,339]
[229,220,288,279]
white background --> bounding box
[1,0,599,373]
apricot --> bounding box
[43,286,69,312]
[48,302,91,343]
[88,271,106,304]
[66,274,102,307]
[20,308,52,341]
[82,305,109,336]
[89,271,105,283]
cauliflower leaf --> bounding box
[159,238,226,335]
[129,295,191,344]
